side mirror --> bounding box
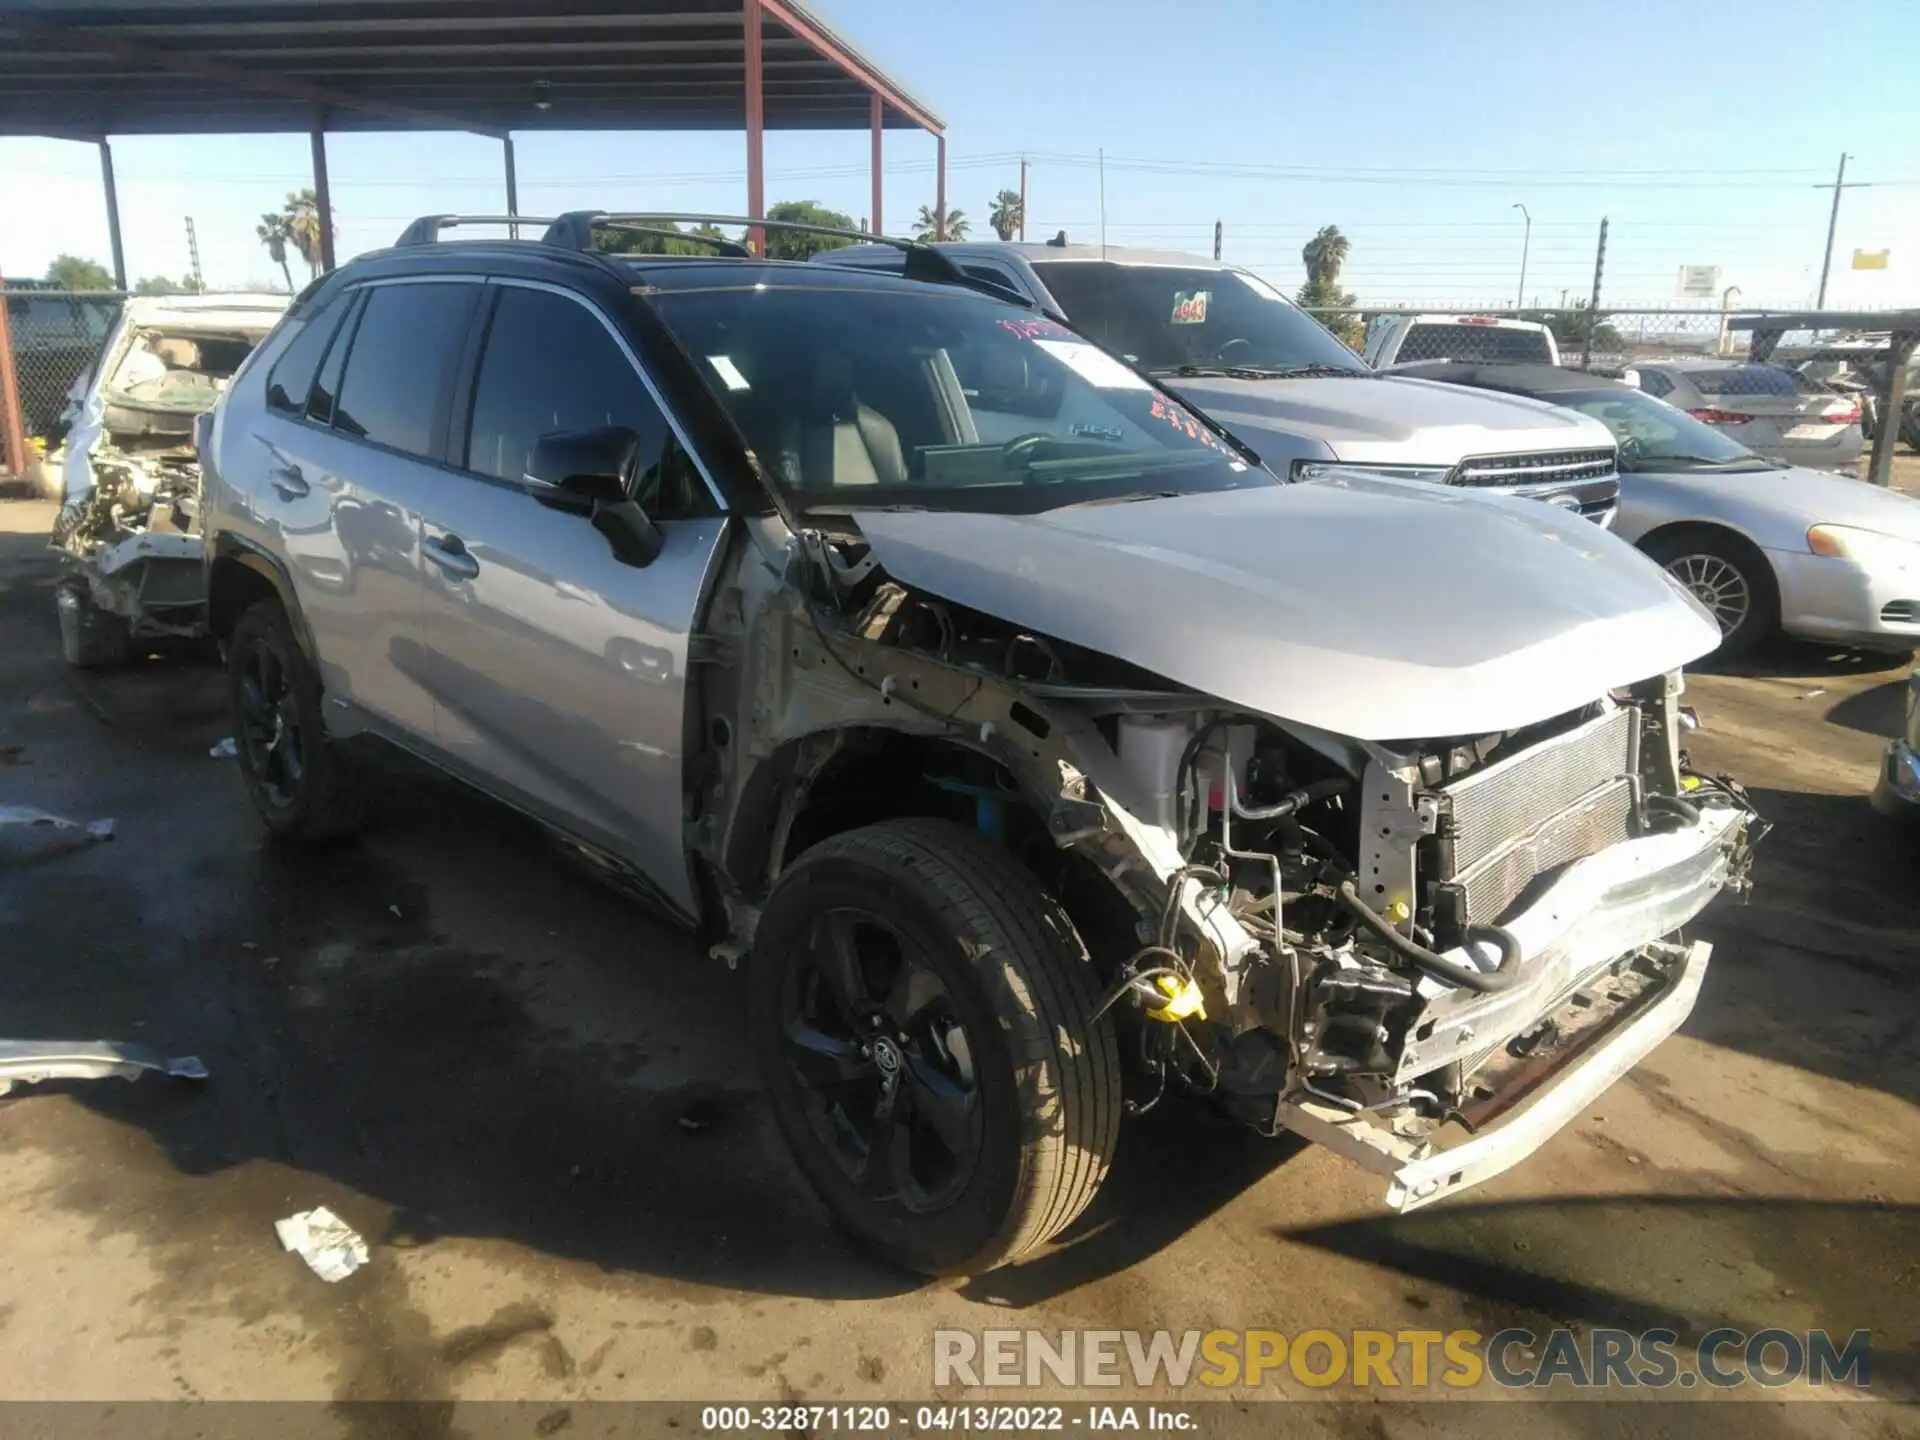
[526,426,664,568]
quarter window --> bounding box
[265,291,348,416]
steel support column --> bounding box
[1865,330,1915,489]
[503,134,519,238]
[743,0,765,253]
[310,123,336,272]
[0,279,27,479]
[935,133,947,241]
[98,139,126,289]
[869,93,883,235]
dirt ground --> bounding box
[0,494,1916,1437]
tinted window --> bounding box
[332,282,478,456]
[650,286,1268,515]
[1683,364,1802,397]
[1636,368,1675,399]
[1027,261,1365,375]
[265,292,348,415]
[1554,387,1766,470]
[307,291,362,426]
[1394,323,1554,365]
[465,286,707,516]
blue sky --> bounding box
[2,0,1915,307]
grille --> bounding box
[1450,448,1618,489]
[1443,777,1637,926]
[1881,600,1920,624]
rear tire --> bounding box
[750,818,1121,1276]
[226,599,365,844]
[1641,528,1778,661]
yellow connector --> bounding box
[1144,974,1206,1023]
[1682,775,1702,791]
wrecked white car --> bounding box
[202,218,1761,1277]
[50,293,287,666]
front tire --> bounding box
[1642,529,1778,660]
[226,599,364,844]
[750,819,1121,1276]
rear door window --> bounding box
[331,282,480,458]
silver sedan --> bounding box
[1415,364,1920,659]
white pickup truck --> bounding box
[815,244,1616,522]
[1365,312,1562,368]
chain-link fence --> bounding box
[1300,305,1794,370]
[0,285,126,477]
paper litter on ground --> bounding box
[209,736,238,759]
[275,1206,370,1282]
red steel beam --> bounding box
[759,0,943,137]
[311,124,336,272]
[869,93,883,234]
[0,279,26,479]
[743,0,765,253]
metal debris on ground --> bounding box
[0,804,115,864]
[209,736,237,759]
[0,1040,207,1097]
[274,1206,370,1283]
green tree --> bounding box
[257,213,295,292]
[133,274,203,296]
[1301,225,1351,288]
[281,189,328,278]
[1521,302,1623,357]
[45,254,115,291]
[761,200,857,260]
[591,219,736,257]
[988,189,1024,242]
[914,204,968,242]
[1297,226,1360,349]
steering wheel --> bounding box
[1618,434,1646,462]
[1215,337,1256,364]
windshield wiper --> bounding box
[1625,454,1769,472]
[1158,363,1363,381]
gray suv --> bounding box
[202,212,1758,1276]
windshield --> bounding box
[648,285,1274,514]
[106,330,259,411]
[1024,262,1368,377]
[1553,387,1770,470]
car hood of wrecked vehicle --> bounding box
[853,472,1722,742]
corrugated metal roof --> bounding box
[0,0,942,138]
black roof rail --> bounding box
[542,211,1035,309]
[394,214,557,246]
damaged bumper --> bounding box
[1275,802,1745,1209]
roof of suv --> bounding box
[824,241,1235,270]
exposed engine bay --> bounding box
[52,325,264,645]
[692,519,1765,1210]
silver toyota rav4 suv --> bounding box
[201,212,1762,1277]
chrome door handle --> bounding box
[423,534,479,581]
[268,465,309,500]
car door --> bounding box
[414,280,729,915]
[252,278,481,740]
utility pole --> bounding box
[1814,152,1868,308]
[1582,216,1608,370]
[184,216,204,291]
[1511,202,1531,310]
[1213,220,1222,261]
[1097,148,1107,257]
[1018,155,1028,242]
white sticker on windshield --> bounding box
[708,355,750,391]
[1033,339,1150,391]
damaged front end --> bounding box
[50,322,271,657]
[694,519,1762,1212]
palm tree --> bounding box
[913,204,969,243]
[256,213,294,292]
[1301,225,1351,287]
[988,189,1024,242]
[281,189,326,278]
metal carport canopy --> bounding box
[0,0,946,271]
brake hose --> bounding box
[1335,880,1523,994]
